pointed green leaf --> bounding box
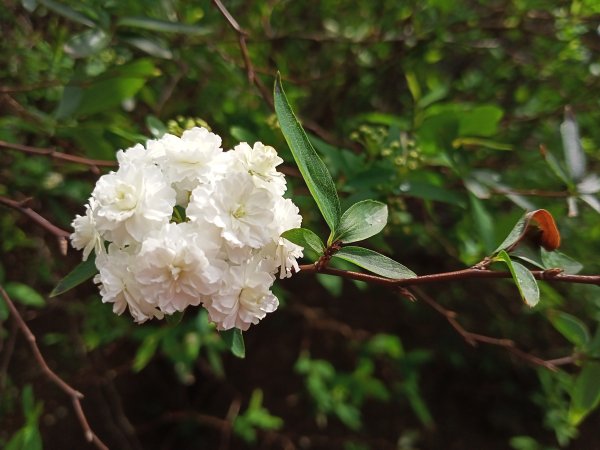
[333,246,416,279]
[38,0,96,27]
[569,361,600,425]
[117,16,212,35]
[122,36,173,59]
[332,200,388,244]
[50,257,97,297]
[541,249,583,275]
[281,228,324,255]
[495,250,540,307]
[221,328,245,358]
[548,311,590,347]
[274,74,341,231]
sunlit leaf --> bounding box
[333,246,416,279]
[495,250,540,307]
[50,257,97,297]
[274,74,341,232]
[332,200,388,244]
[221,328,245,358]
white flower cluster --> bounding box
[71,127,303,330]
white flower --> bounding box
[92,163,176,245]
[70,199,103,261]
[116,143,157,168]
[151,127,224,191]
[187,172,276,248]
[94,245,163,324]
[230,142,286,195]
[270,197,303,278]
[205,257,278,331]
[132,223,224,314]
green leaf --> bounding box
[5,282,45,308]
[117,16,211,35]
[50,257,97,297]
[146,115,168,138]
[22,0,38,13]
[133,334,161,372]
[495,250,540,307]
[121,36,173,59]
[495,214,528,254]
[548,311,590,347]
[38,0,96,27]
[569,361,600,425]
[274,74,341,231]
[452,137,513,151]
[331,200,388,244]
[458,105,504,137]
[56,59,157,119]
[64,28,110,58]
[281,228,324,255]
[469,194,495,254]
[397,180,466,207]
[333,246,416,279]
[561,107,586,182]
[221,328,245,358]
[541,249,583,275]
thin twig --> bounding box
[0,196,70,255]
[0,285,109,450]
[210,0,350,148]
[411,287,573,371]
[0,139,115,172]
[298,264,600,287]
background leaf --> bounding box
[548,311,590,347]
[569,362,600,425]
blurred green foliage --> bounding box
[1,0,600,448]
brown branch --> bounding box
[210,1,351,149]
[411,287,575,371]
[298,264,600,287]
[0,139,115,172]
[0,285,109,450]
[0,196,70,255]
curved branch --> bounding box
[412,287,576,371]
[0,195,70,243]
[0,286,109,450]
[0,139,115,172]
[298,264,600,287]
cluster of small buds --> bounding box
[71,127,303,330]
